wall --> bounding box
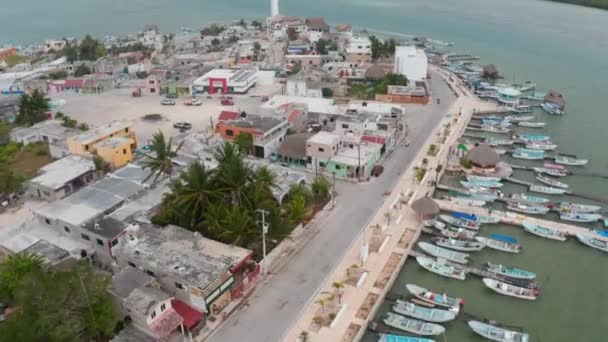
[67,126,135,156]
[96,139,136,169]
[376,93,429,105]
[306,139,339,160]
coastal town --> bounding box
[1,0,607,342]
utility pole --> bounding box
[256,209,270,276]
[357,142,361,181]
[331,171,336,209]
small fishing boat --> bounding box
[415,256,467,280]
[576,233,608,253]
[510,193,550,204]
[555,155,588,166]
[392,300,457,323]
[466,175,502,182]
[522,220,567,241]
[536,175,568,189]
[507,202,550,215]
[481,118,510,126]
[525,141,557,151]
[514,134,551,142]
[518,121,546,128]
[433,237,485,252]
[418,242,470,264]
[594,230,608,239]
[485,262,536,280]
[481,125,511,134]
[452,211,479,223]
[445,197,486,207]
[482,278,539,300]
[512,148,545,160]
[560,212,602,223]
[378,333,436,342]
[439,214,480,230]
[529,185,568,195]
[505,115,534,122]
[558,202,601,213]
[405,284,464,311]
[512,104,533,113]
[475,235,521,253]
[485,138,514,146]
[541,102,565,115]
[383,313,445,336]
[434,222,477,240]
[461,181,503,189]
[468,321,530,342]
[544,162,567,171]
[533,167,568,177]
[478,215,501,224]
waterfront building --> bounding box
[346,36,372,66]
[497,87,521,109]
[466,143,500,174]
[394,45,428,81]
[67,120,137,168]
[28,154,97,202]
[192,68,257,95]
[42,39,67,53]
[411,197,440,227]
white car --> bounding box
[161,99,176,106]
[191,99,202,106]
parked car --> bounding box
[173,122,192,130]
[221,99,234,106]
[165,93,178,99]
[184,98,202,106]
[220,95,233,100]
[161,99,176,106]
[261,96,269,102]
[436,98,441,104]
[371,165,384,177]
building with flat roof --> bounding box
[96,136,137,169]
[191,68,257,95]
[123,285,183,339]
[28,154,97,201]
[217,115,289,158]
[10,120,81,158]
[346,36,372,66]
[376,83,429,105]
[394,45,428,81]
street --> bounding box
[209,69,456,342]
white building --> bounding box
[286,78,322,98]
[346,36,372,65]
[43,39,67,53]
[394,46,428,82]
[192,68,257,95]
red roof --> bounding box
[149,307,183,338]
[237,58,253,65]
[64,79,86,88]
[288,109,304,123]
[218,111,239,122]
[171,300,204,329]
[361,135,387,145]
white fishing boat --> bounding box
[536,175,568,189]
[392,300,457,323]
[522,219,567,241]
[480,125,511,134]
[529,185,568,195]
[418,242,470,264]
[434,222,478,240]
[439,214,480,230]
[544,163,568,171]
[460,181,503,189]
[541,102,564,115]
[433,237,486,252]
[485,262,536,280]
[468,320,530,342]
[466,175,502,182]
[482,278,539,300]
[415,256,467,280]
[507,202,550,215]
[510,193,550,204]
[512,148,545,160]
[384,313,445,336]
[518,121,546,128]
[533,167,568,177]
[446,197,486,207]
[505,115,534,122]
[378,334,436,342]
[555,155,588,166]
[576,233,608,253]
[560,212,602,223]
[478,215,501,224]
[558,202,601,213]
[514,134,551,142]
[525,142,557,151]
[485,138,514,146]
[405,284,464,310]
[475,236,521,253]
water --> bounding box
[2,0,608,340]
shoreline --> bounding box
[546,0,608,11]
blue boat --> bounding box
[378,333,436,342]
[453,212,478,222]
[595,230,608,238]
[490,233,518,244]
[512,148,545,160]
[517,134,551,142]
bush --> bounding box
[322,88,334,98]
[36,148,48,156]
[460,157,473,169]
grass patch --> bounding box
[9,143,53,179]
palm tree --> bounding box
[0,253,44,301]
[312,176,331,202]
[435,164,443,182]
[214,141,242,165]
[332,281,345,304]
[170,162,218,229]
[216,155,253,206]
[234,133,254,155]
[315,298,326,314]
[142,131,183,182]
[218,205,254,245]
[286,195,307,225]
[16,89,50,126]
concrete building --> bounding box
[306,17,329,33]
[10,120,81,158]
[67,120,137,167]
[96,136,137,169]
[28,154,97,201]
[191,68,257,95]
[123,285,183,339]
[217,115,289,158]
[346,36,372,66]
[394,46,428,81]
[286,74,323,98]
[0,96,19,123]
[286,54,332,69]
[376,83,429,105]
[43,39,67,53]
[306,131,342,166]
[497,87,521,109]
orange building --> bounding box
[217,115,288,158]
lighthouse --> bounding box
[271,0,279,17]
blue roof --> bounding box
[491,233,518,244]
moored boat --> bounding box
[392,300,457,323]
[505,115,534,122]
[468,320,530,342]
[383,313,445,336]
[536,175,568,189]
[434,222,477,240]
[518,121,546,128]
[418,242,470,264]
[557,202,601,213]
[576,233,608,253]
[405,284,464,311]
[555,155,588,166]
[415,256,467,280]
[446,197,486,207]
[544,162,567,171]
[466,175,502,182]
[522,219,567,241]
[533,167,568,177]
[378,333,436,342]
[507,202,550,215]
[485,262,536,280]
[529,185,568,195]
[510,193,550,205]
[485,138,514,146]
[525,141,557,151]
[433,237,486,252]
[560,212,602,223]
[475,236,521,253]
[480,125,511,134]
[439,214,480,230]
[460,180,503,189]
[541,102,565,115]
[482,278,539,300]
[514,134,551,142]
[512,148,545,160]
[478,215,501,224]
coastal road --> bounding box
[210,69,456,342]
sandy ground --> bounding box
[0,200,46,228]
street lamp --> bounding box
[256,209,270,276]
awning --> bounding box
[171,300,204,330]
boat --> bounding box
[447,190,498,202]
[576,233,608,253]
[555,155,588,166]
[480,125,511,134]
[485,262,536,280]
[541,102,565,115]
[475,236,521,253]
[418,242,470,264]
[434,222,477,239]
[468,321,530,342]
[466,175,502,182]
[512,148,545,160]
[525,142,557,151]
[536,175,568,189]
[505,115,534,122]
[522,219,567,241]
[514,134,551,142]
[544,163,568,171]
[478,215,501,224]
[446,197,486,207]
[532,167,568,177]
[594,230,608,239]
[510,193,550,204]
[485,138,514,146]
[378,333,436,342]
[560,212,602,223]
[383,313,445,336]
[482,278,539,300]
[529,185,568,195]
[415,256,467,280]
[518,121,546,128]
[439,214,480,230]
[460,181,503,189]
[392,300,457,323]
[558,202,601,213]
[507,202,550,215]
[405,284,464,311]
[433,237,485,252]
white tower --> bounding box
[271,0,279,17]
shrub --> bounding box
[36,148,48,156]
[460,157,473,169]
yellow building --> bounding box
[67,120,137,169]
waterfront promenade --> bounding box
[282,68,500,342]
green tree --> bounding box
[74,63,91,77]
[251,20,262,28]
[435,164,443,182]
[218,205,254,245]
[215,153,253,206]
[0,166,25,195]
[170,162,218,229]
[312,176,331,202]
[93,155,109,173]
[290,61,302,75]
[59,43,78,63]
[238,18,247,28]
[228,35,239,43]
[0,253,44,302]
[0,121,10,145]
[253,41,262,61]
[285,194,307,225]
[49,70,68,80]
[332,281,345,304]
[94,44,107,59]
[79,34,103,61]
[316,38,329,55]
[287,27,298,41]
[322,87,334,98]
[211,38,221,46]
[16,89,50,126]
[288,183,314,206]
[142,131,184,182]
[234,132,254,155]
[78,122,89,131]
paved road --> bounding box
[210,69,456,342]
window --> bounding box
[64,226,70,233]
[111,239,118,246]
[319,162,326,167]
[150,311,156,319]
[341,124,349,129]
[335,165,342,170]
[81,234,90,241]
[160,303,166,312]
[96,238,104,246]
[85,144,89,151]
[145,269,155,276]
[318,147,325,152]
[226,129,234,137]
[123,148,127,154]
[45,218,51,225]
[175,282,184,290]
[125,127,129,133]
[128,261,137,268]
